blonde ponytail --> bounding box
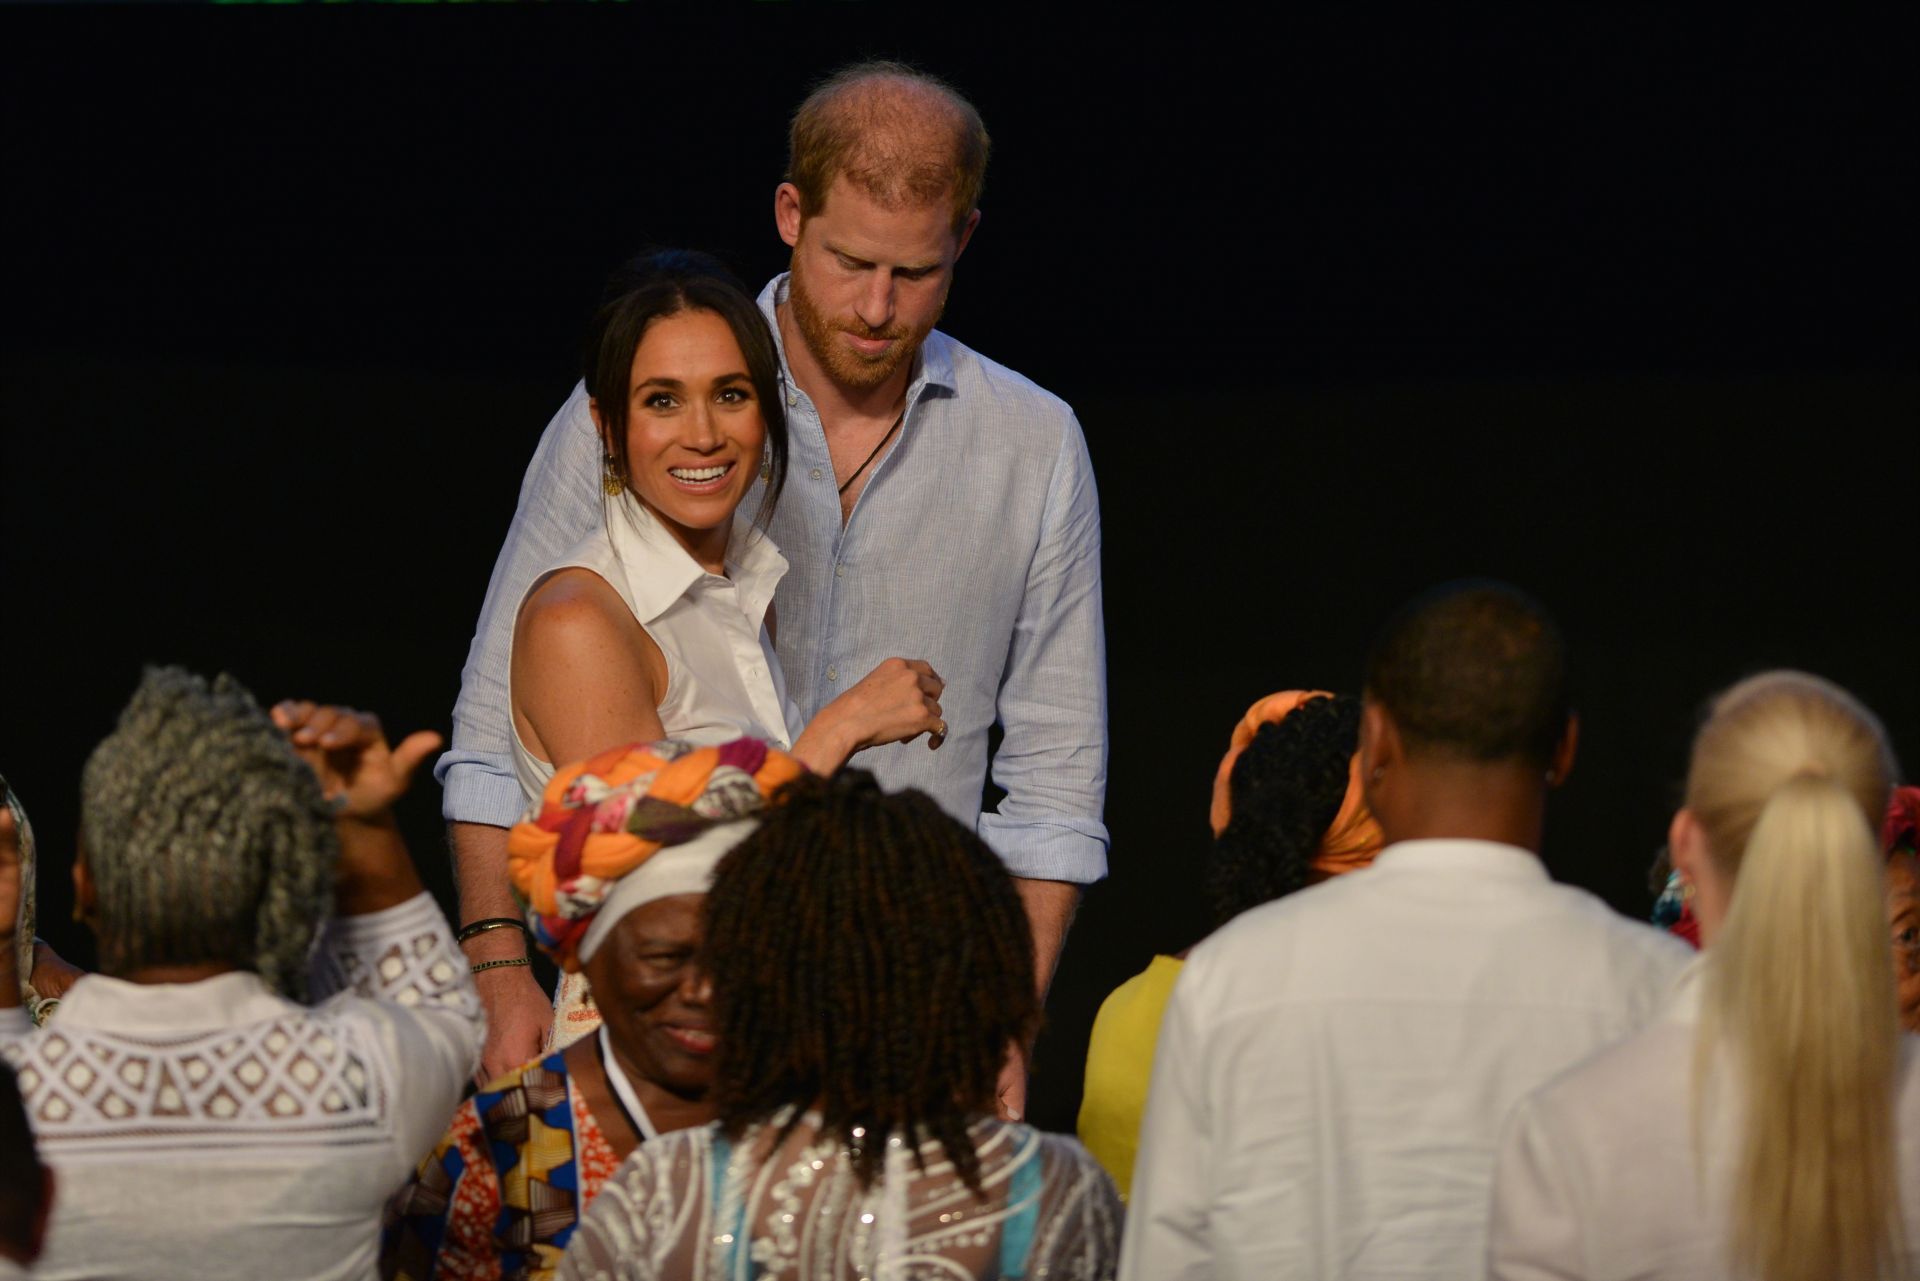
[1687,672,1904,1281]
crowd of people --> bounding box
[4,59,1919,1281]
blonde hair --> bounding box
[1687,671,1904,1281]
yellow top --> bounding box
[1076,954,1186,1200]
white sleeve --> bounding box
[1487,1094,1590,1281]
[310,891,484,1169]
[436,384,604,828]
[1117,969,1214,1281]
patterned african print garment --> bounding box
[385,1051,621,1281]
[556,1113,1121,1280]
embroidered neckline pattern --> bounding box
[2,896,473,1162]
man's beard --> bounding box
[787,253,944,392]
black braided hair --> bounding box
[1203,694,1361,930]
[702,770,1038,1197]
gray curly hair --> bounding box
[81,668,338,999]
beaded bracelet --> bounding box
[456,916,533,945]
[470,957,532,975]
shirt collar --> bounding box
[1366,837,1549,882]
[52,970,289,1033]
[757,273,958,407]
[607,494,788,627]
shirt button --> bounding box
[827,665,838,681]
[835,565,844,578]
[787,394,797,407]
[810,467,823,481]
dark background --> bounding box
[3,7,1914,1131]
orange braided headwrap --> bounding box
[1208,690,1383,880]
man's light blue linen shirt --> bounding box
[436,275,1109,883]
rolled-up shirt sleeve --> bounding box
[436,383,604,827]
[977,412,1109,884]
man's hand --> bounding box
[271,701,443,820]
[475,962,553,1085]
[452,820,552,1084]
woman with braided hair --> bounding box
[385,737,802,1281]
[1077,690,1384,1199]
[559,770,1121,1280]
[1490,672,1920,1280]
[0,669,482,1281]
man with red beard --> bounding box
[437,63,1107,1117]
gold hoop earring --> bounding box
[602,454,625,497]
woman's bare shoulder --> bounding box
[514,568,660,692]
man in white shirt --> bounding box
[1121,581,1690,1281]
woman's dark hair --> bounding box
[583,248,788,531]
[703,770,1038,1196]
[1203,693,1361,930]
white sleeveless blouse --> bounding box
[508,495,799,802]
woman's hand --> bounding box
[271,701,443,821]
[792,658,946,775]
[272,701,435,915]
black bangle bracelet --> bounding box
[456,916,532,944]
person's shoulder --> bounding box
[1537,879,1694,970]
[517,566,635,649]
[1029,1126,1120,1183]
[1513,1015,1690,1155]
[925,329,1079,430]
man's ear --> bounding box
[1359,700,1398,786]
[774,182,805,249]
[1547,712,1580,789]
[953,207,982,261]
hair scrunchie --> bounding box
[507,737,805,972]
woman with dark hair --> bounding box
[1078,691,1383,1198]
[558,771,1121,1280]
[1489,672,1920,1280]
[505,250,947,1050]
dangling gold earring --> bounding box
[760,451,772,482]
[602,453,625,497]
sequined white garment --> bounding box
[558,1113,1121,1280]
[0,892,482,1281]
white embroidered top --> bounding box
[0,892,483,1281]
[556,1114,1121,1281]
